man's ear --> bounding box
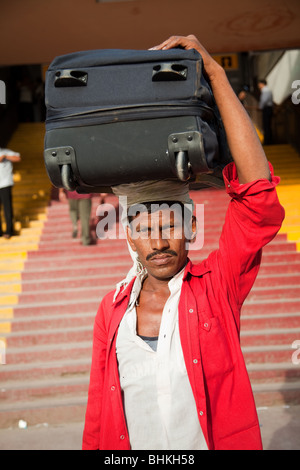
[186,215,197,244]
[126,225,137,252]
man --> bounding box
[0,147,21,239]
[82,35,284,450]
[258,79,273,145]
[59,189,93,246]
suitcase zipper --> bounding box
[45,103,216,131]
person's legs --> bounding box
[79,198,92,246]
[0,186,14,237]
[262,106,273,145]
[68,199,79,238]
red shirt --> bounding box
[82,162,285,450]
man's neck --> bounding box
[142,275,170,296]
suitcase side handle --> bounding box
[55,70,88,87]
[152,63,188,81]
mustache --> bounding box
[146,250,178,261]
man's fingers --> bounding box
[149,35,192,51]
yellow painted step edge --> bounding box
[0,295,19,306]
[0,284,22,294]
[0,252,28,260]
[0,273,21,282]
[0,261,25,271]
[0,308,14,319]
[0,322,11,334]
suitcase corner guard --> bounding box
[44,146,78,191]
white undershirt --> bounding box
[116,267,208,450]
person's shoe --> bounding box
[72,229,78,238]
[3,234,11,240]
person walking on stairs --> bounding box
[59,189,93,246]
[0,147,21,239]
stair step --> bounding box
[3,325,94,348]
[240,328,300,347]
[241,313,300,330]
[0,358,91,381]
[242,298,300,315]
[2,312,95,332]
[0,376,89,403]
[252,381,300,407]
[247,363,300,383]
[0,396,87,429]
[5,345,92,368]
[1,300,101,318]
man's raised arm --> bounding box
[151,35,270,184]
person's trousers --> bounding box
[262,106,273,145]
[68,198,92,245]
[0,186,13,236]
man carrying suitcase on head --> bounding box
[82,35,284,451]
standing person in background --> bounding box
[0,148,21,239]
[59,189,92,246]
[18,76,34,122]
[258,79,273,145]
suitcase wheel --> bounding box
[175,150,191,181]
[61,164,77,191]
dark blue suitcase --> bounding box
[44,48,231,193]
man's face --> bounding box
[127,206,196,281]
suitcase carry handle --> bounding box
[152,63,188,81]
[55,70,88,87]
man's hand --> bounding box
[59,188,67,202]
[150,34,223,83]
[0,155,5,163]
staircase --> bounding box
[0,127,300,429]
